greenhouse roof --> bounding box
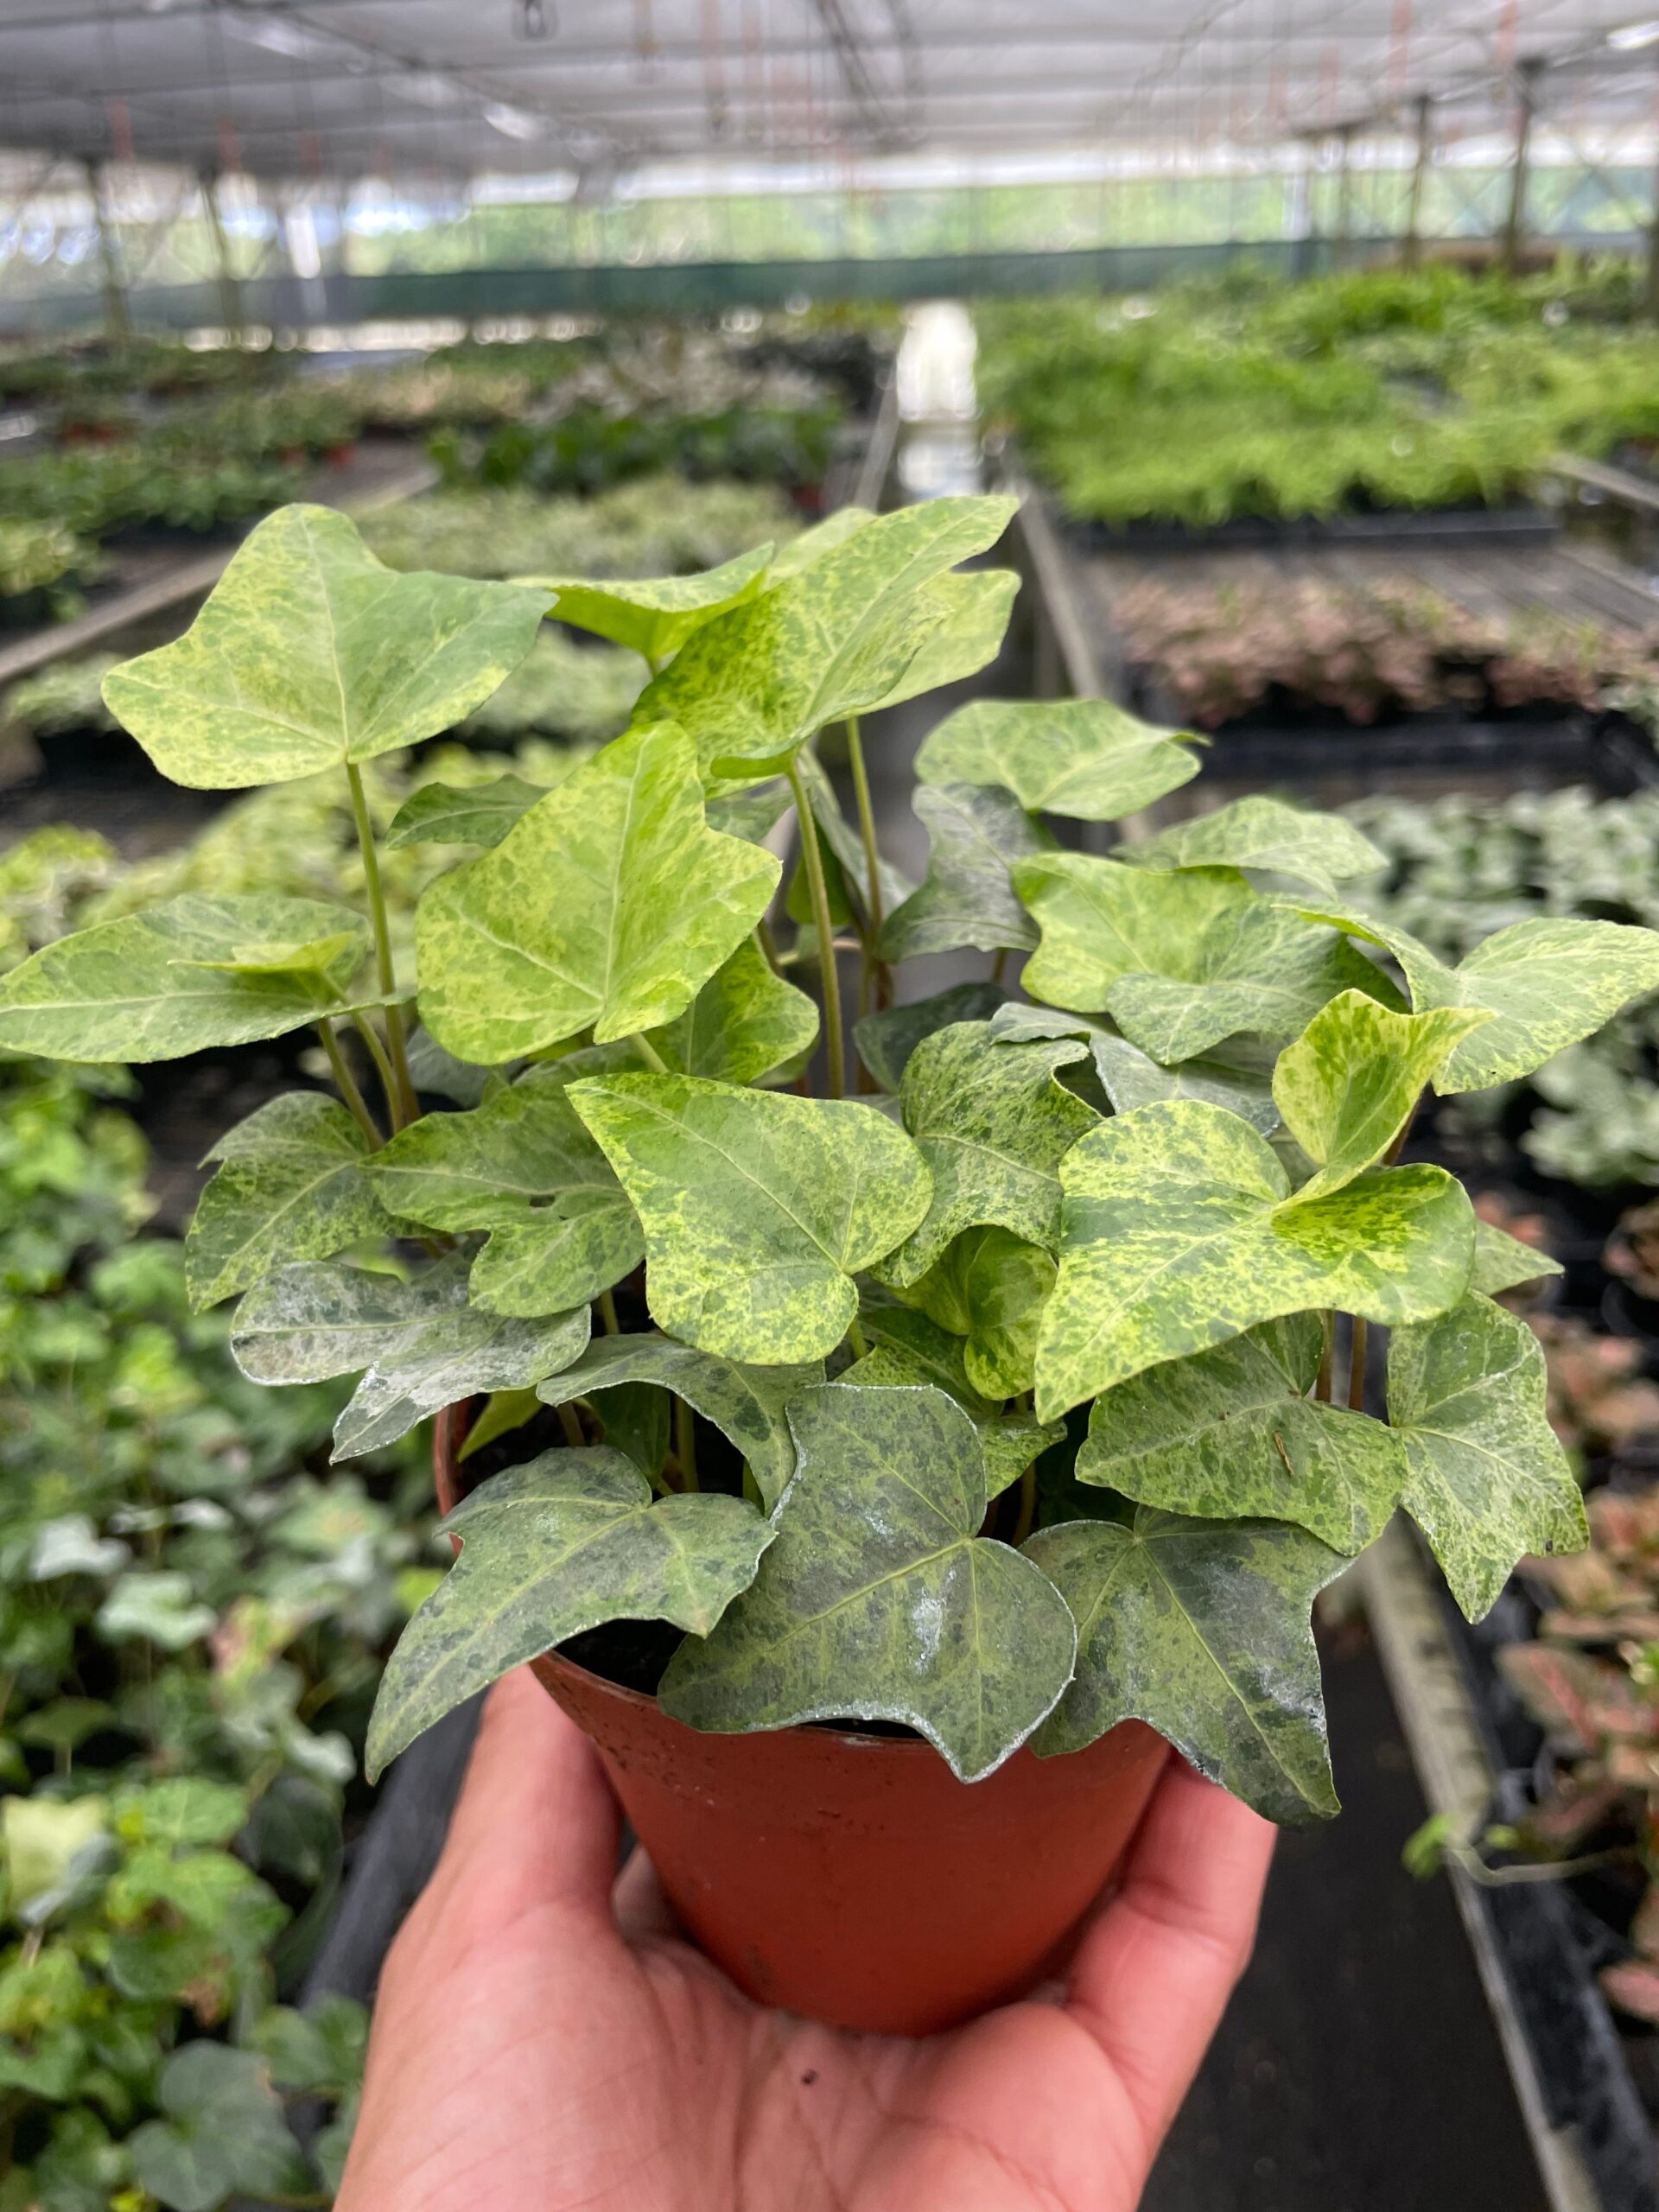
[0,0,1656,184]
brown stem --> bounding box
[1347,1316,1370,1412]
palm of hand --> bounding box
[339,1671,1273,2212]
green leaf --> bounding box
[1471,1218,1563,1297]
[127,2044,311,2212]
[415,721,780,1063]
[186,1092,391,1310]
[644,937,817,1084]
[906,1226,1057,1401]
[879,1020,1097,1287]
[366,1450,771,1777]
[457,1386,544,1462]
[1027,1507,1344,1824]
[590,1381,670,1481]
[0,893,369,1062]
[251,1995,368,2095]
[854,980,1007,1094]
[845,1307,1063,1495]
[365,1071,642,1314]
[1349,912,1659,1096]
[227,1255,590,1457]
[659,1383,1077,1782]
[538,1332,822,1511]
[705,779,792,845]
[988,1002,1279,1132]
[636,495,1019,779]
[861,569,1020,713]
[1014,858,1397,1062]
[569,1074,931,1363]
[529,543,775,663]
[184,928,362,976]
[1036,1099,1475,1421]
[1078,1315,1408,1554]
[1272,990,1491,1203]
[916,697,1201,820]
[102,504,546,789]
[879,784,1046,963]
[1119,796,1386,901]
[385,772,546,851]
[1389,1294,1588,1623]
[767,505,876,575]
[94,1573,217,1650]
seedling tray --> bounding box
[1168,711,1659,798]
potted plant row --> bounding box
[6,493,1659,2034]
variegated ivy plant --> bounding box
[4,494,1657,1825]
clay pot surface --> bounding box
[433,1402,1168,2034]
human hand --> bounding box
[337,1668,1274,2212]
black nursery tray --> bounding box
[1170,710,1659,801]
[1065,505,1564,557]
[1361,1520,1659,2212]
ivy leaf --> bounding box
[366,1450,772,1778]
[636,495,1019,779]
[659,1383,1077,1782]
[854,980,1007,1094]
[185,1092,391,1311]
[415,721,780,1064]
[1389,1294,1588,1623]
[128,2045,312,2212]
[1036,1099,1475,1421]
[1014,858,1397,1062]
[1027,1507,1344,1824]
[879,1020,1097,1287]
[96,1572,217,1651]
[569,1074,931,1363]
[643,937,817,1085]
[0,893,370,1062]
[1119,796,1385,901]
[880,783,1046,963]
[385,773,546,851]
[705,779,792,845]
[366,1071,643,1315]
[226,1256,590,1457]
[1343,912,1659,1096]
[529,544,775,663]
[1078,1315,1408,1554]
[916,697,1201,820]
[538,1333,823,1510]
[989,1002,1279,1133]
[1471,1218,1563,1297]
[1272,990,1491,1203]
[905,1226,1057,1400]
[846,1306,1062,1495]
[861,569,1020,713]
[101,504,545,789]
[767,505,876,575]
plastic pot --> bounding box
[433,1404,1169,2034]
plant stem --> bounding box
[755,918,782,974]
[1386,1090,1424,1166]
[316,1020,382,1147]
[1315,1312,1334,1403]
[847,1315,869,1359]
[1011,1459,1039,1548]
[350,1011,402,1133]
[674,1396,699,1491]
[345,761,418,1129]
[555,1402,585,1450]
[631,1032,669,1074]
[845,714,892,1020]
[785,754,846,1098]
[1347,1316,1369,1412]
[598,1287,620,1334]
[991,948,1008,986]
[643,649,663,681]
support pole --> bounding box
[200,165,245,343]
[85,159,130,348]
[1333,124,1356,270]
[1500,58,1541,276]
[1402,92,1433,267]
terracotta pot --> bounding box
[432,1404,1168,2035]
